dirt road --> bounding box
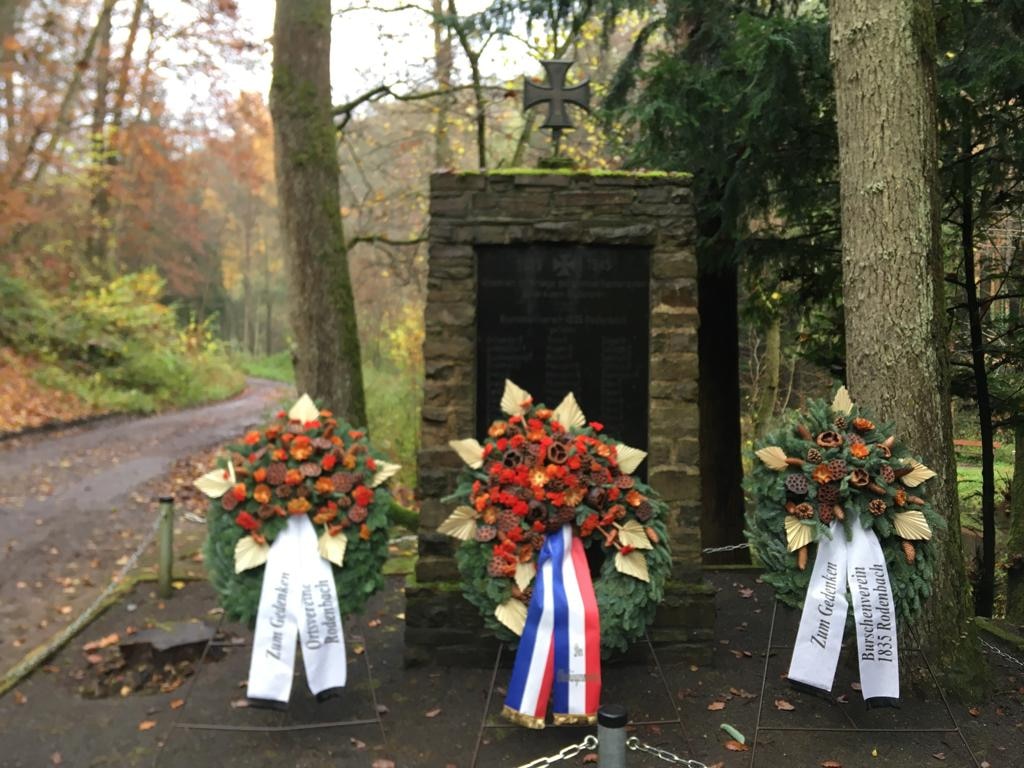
[0,378,291,676]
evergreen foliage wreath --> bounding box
[744,388,944,623]
[439,382,673,656]
[198,396,398,625]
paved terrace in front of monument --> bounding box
[2,548,1021,768]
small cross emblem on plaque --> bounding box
[523,59,590,157]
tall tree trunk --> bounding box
[86,6,113,271]
[0,0,22,162]
[959,114,996,617]
[698,257,748,565]
[753,312,781,437]
[1007,423,1024,624]
[831,0,986,695]
[432,0,453,168]
[271,0,366,425]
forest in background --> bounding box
[1,0,1022,617]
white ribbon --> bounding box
[247,515,347,704]
[788,521,898,702]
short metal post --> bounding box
[158,495,175,598]
[598,704,628,768]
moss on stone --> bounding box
[452,167,691,179]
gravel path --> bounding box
[0,378,291,675]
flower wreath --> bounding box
[197,394,400,624]
[439,380,673,655]
[744,387,943,623]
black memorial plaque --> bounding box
[476,244,650,460]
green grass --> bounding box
[237,354,422,487]
[234,350,296,383]
[957,461,1013,531]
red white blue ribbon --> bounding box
[503,524,601,728]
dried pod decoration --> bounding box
[439,380,672,655]
[747,386,942,624]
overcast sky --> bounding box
[162,1,529,115]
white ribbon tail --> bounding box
[847,522,899,703]
[247,518,298,704]
[788,522,849,694]
[293,514,347,696]
[246,515,347,703]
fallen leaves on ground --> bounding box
[82,633,120,652]
[50,753,62,766]
[582,754,597,764]
[137,720,156,731]
[13,690,27,705]
[774,698,795,711]
[821,761,842,768]
[424,707,442,718]
[932,753,946,761]
[350,738,366,750]
[0,348,100,435]
[370,760,395,768]
[707,700,726,711]
[724,739,749,752]
[729,687,756,699]
[968,706,981,717]
[170,699,185,710]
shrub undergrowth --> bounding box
[0,268,244,415]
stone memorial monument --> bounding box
[405,61,713,666]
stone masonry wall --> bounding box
[406,171,712,666]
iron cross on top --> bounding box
[523,59,590,155]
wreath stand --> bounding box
[469,632,695,768]
[747,600,983,768]
[152,613,389,767]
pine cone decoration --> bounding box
[275,484,294,499]
[834,415,848,430]
[847,432,865,446]
[475,524,497,542]
[819,505,834,524]
[827,459,848,481]
[817,482,839,505]
[313,437,334,452]
[793,502,815,520]
[868,498,887,517]
[879,464,896,484]
[901,539,917,564]
[785,472,809,495]
[806,447,823,464]
[300,461,321,478]
[221,493,239,512]
[266,462,287,486]
[348,506,368,524]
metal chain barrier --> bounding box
[513,735,710,768]
[701,542,750,554]
[514,735,598,768]
[627,736,709,767]
[981,637,1024,669]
